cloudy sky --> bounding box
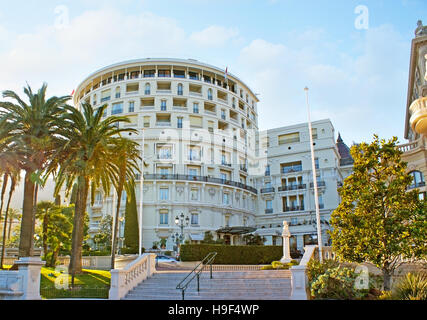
[0,0,425,147]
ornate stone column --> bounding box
[280,221,292,264]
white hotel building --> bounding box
[72,58,353,253]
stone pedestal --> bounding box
[290,265,308,300]
[280,221,292,264]
[15,257,45,300]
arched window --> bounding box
[207,88,213,100]
[409,171,425,189]
[177,83,183,95]
[145,83,151,95]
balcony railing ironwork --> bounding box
[310,181,326,188]
[283,205,304,212]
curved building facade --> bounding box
[73,58,261,250]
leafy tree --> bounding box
[243,234,266,246]
[0,83,69,258]
[93,215,113,251]
[124,180,139,253]
[330,135,427,290]
[35,204,73,267]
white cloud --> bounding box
[190,25,240,47]
[237,24,409,144]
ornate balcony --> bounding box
[409,97,427,135]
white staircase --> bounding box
[124,270,292,300]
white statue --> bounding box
[280,220,292,264]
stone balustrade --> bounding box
[290,245,317,300]
[109,253,156,300]
[0,257,45,300]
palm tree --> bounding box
[0,83,70,258]
[110,138,141,269]
[7,208,21,241]
[0,131,20,269]
[46,102,137,280]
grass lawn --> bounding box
[40,267,111,299]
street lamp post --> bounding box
[174,213,190,257]
[304,87,323,262]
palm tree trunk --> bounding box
[111,186,123,270]
[19,171,35,258]
[0,173,8,227]
[69,177,89,282]
[1,176,16,269]
[42,209,49,257]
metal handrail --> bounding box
[176,252,217,300]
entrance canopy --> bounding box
[215,226,256,235]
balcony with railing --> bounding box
[281,165,303,174]
[142,173,258,194]
[283,205,304,212]
[310,181,326,188]
[278,184,306,192]
[260,187,275,194]
[265,208,274,214]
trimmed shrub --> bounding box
[180,244,282,265]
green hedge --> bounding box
[180,244,283,265]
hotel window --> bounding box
[188,146,201,161]
[101,90,111,102]
[157,144,172,159]
[159,210,168,225]
[266,200,273,212]
[191,213,199,225]
[158,70,171,77]
[177,83,183,95]
[188,168,198,179]
[409,171,425,189]
[160,100,167,111]
[159,188,169,201]
[112,102,123,115]
[144,70,155,78]
[174,70,185,78]
[278,132,300,145]
[318,195,324,208]
[220,172,227,182]
[115,87,121,99]
[232,97,236,109]
[203,75,211,83]
[315,158,320,169]
[93,94,97,105]
[144,116,150,128]
[189,72,199,80]
[190,188,199,201]
[177,117,183,129]
[221,110,226,120]
[189,115,202,128]
[207,89,213,100]
[223,192,230,205]
[312,128,318,139]
[225,216,230,227]
[193,103,199,114]
[94,192,102,205]
[145,83,151,95]
[128,101,135,113]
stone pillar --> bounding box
[280,221,292,264]
[15,257,45,300]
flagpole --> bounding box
[304,87,323,262]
